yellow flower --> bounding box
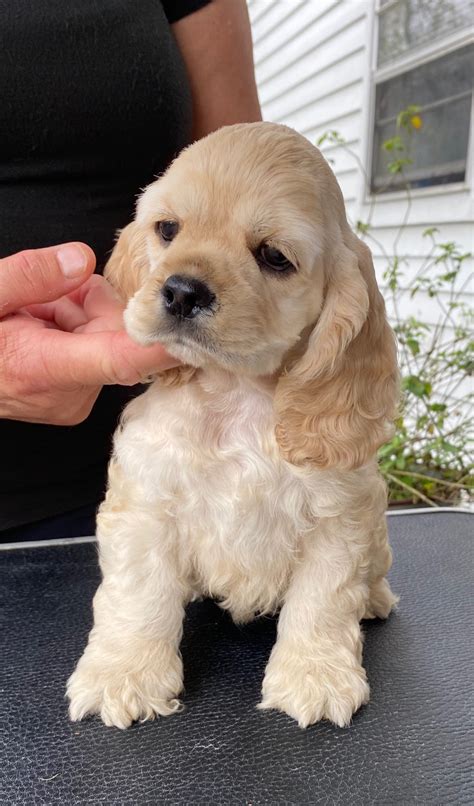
[410,115,423,129]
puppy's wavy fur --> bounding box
[67,123,399,729]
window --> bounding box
[371,0,473,193]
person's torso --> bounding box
[0,0,193,530]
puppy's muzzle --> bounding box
[161,274,216,320]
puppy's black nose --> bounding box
[161,274,215,319]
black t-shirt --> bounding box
[0,0,210,531]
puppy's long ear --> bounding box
[104,222,148,302]
[275,234,399,469]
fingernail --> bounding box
[57,245,88,278]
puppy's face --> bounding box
[123,124,337,374]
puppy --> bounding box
[67,122,399,729]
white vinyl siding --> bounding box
[248,0,474,325]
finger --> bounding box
[23,277,105,322]
[25,297,89,332]
[37,329,181,387]
[78,276,125,332]
[23,275,123,333]
[0,243,96,317]
[104,333,182,384]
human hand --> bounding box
[0,243,179,424]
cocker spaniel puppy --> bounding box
[67,122,399,729]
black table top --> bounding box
[1,511,472,805]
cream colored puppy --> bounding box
[67,122,399,729]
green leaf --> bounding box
[402,375,432,398]
[356,220,370,234]
[388,157,413,174]
[383,135,404,153]
[440,441,459,454]
[429,403,447,413]
[406,338,420,356]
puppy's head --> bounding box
[107,123,328,374]
[107,122,398,468]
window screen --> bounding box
[371,45,473,192]
[378,0,473,67]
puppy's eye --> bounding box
[156,220,179,243]
[257,244,295,273]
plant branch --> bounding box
[384,473,439,507]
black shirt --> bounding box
[0,0,210,531]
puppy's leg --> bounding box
[260,515,372,728]
[363,481,398,620]
[67,483,189,729]
[364,517,398,619]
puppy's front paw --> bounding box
[259,645,369,728]
[67,641,183,729]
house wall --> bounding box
[248,0,473,325]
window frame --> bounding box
[361,0,474,204]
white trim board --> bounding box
[0,535,97,551]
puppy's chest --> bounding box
[115,376,312,573]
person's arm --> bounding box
[172,0,261,140]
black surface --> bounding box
[1,512,473,805]
[0,503,98,544]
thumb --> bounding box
[0,243,96,317]
[36,329,180,388]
